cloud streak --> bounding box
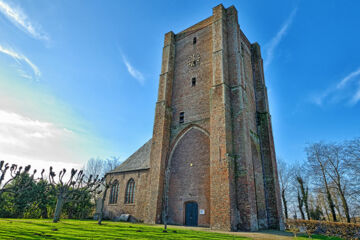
[0,0,49,42]
[264,7,298,68]
[122,55,145,85]
[0,44,40,78]
[336,67,360,89]
[312,67,360,106]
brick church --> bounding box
[104,4,283,231]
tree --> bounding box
[306,143,337,222]
[84,156,121,180]
[297,189,305,220]
[296,175,310,220]
[103,156,121,174]
[278,159,293,219]
[48,167,101,223]
[0,161,36,197]
[62,189,93,219]
[84,158,105,179]
[323,143,351,222]
[97,175,115,225]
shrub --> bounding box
[286,219,360,240]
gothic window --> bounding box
[193,37,197,44]
[109,180,119,204]
[179,112,184,124]
[192,77,196,87]
[125,178,135,204]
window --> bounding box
[193,37,197,44]
[192,77,196,87]
[109,181,119,204]
[179,112,184,124]
[125,178,135,204]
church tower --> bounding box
[145,4,283,231]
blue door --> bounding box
[185,202,198,226]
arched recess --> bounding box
[165,126,210,227]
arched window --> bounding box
[124,178,135,204]
[109,180,119,204]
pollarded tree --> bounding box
[0,160,37,197]
[97,175,115,225]
[48,167,101,223]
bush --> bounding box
[286,219,360,240]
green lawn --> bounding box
[0,219,248,240]
[0,219,343,240]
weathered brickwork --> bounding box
[104,4,283,232]
[104,170,150,221]
[167,127,210,227]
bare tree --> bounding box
[323,143,351,222]
[84,156,121,179]
[297,189,305,220]
[49,167,101,223]
[103,156,121,174]
[84,158,105,179]
[306,143,337,221]
[278,159,294,219]
[296,175,310,220]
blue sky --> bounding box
[0,0,359,171]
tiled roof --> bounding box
[110,139,152,173]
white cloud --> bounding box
[0,0,49,42]
[336,67,360,89]
[0,109,84,172]
[0,44,40,78]
[122,55,145,85]
[264,7,298,68]
[311,67,360,106]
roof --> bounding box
[110,139,152,173]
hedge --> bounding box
[286,219,360,240]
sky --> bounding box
[0,0,359,172]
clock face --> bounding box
[187,53,200,67]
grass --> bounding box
[0,219,343,240]
[0,219,248,240]
[291,234,343,240]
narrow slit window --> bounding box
[179,112,184,124]
[192,77,196,86]
[193,37,197,44]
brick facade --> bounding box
[105,4,283,232]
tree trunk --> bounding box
[53,196,65,223]
[324,183,337,221]
[297,177,310,220]
[337,185,351,223]
[98,186,109,225]
[297,191,305,220]
[281,189,288,219]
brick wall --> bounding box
[104,170,150,221]
[167,127,210,227]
